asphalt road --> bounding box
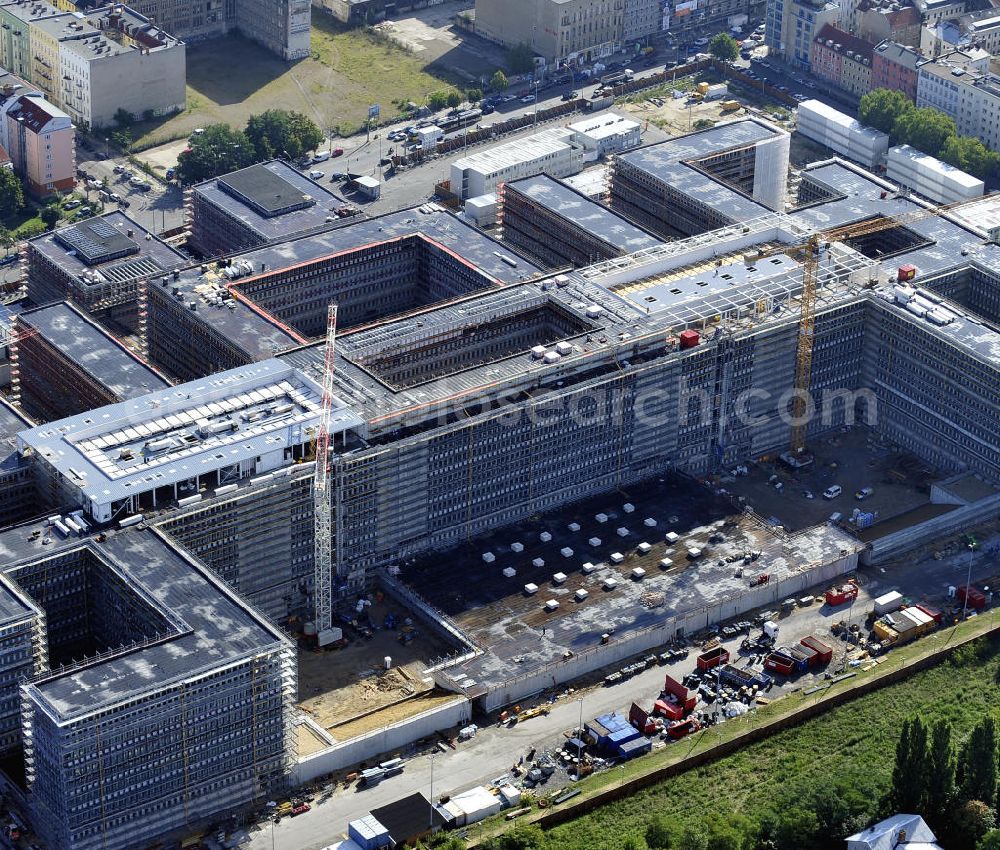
[246,530,1000,850]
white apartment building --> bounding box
[916,49,1000,151]
[765,0,840,70]
[451,127,584,200]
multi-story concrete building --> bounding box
[12,301,170,423]
[623,0,661,41]
[83,0,309,59]
[0,87,74,197]
[187,160,350,258]
[609,118,790,239]
[839,0,920,47]
[25,210,188,333]
[0,2,185,130]
[810,24,874,97]
[498,173,661,267]
[916,48,1000,150]
[474,0,624,64]
[871,39,922,100]
[765,0,840,69]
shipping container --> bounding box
[667,717,701,739]
[628,702,649,729]
[916,603,942,623]
[957,585,987,610]
[697,646,730,671]
[799,635,833,665]
[719,663,772,689]
[654,698,684,721]
[764,651,796,675]
[786,644,815,671]
[873,591,903,615]
[349,816,391,850]
[618,736,652,759]
[679,329,700,349]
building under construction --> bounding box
[25,212,188,333]
[609,117,790,238]
[497,173,662,268]
[2,118,1000,847]
[186,160,351,258]
[11,301,170,423]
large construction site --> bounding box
[0,116,995,848]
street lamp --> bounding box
[962,538,978,620]
[428,753,436,829]
[533,79,541,127]
[576,697,585,776]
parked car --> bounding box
[165,167,176,180]
[76,207,93,218]
[63,199,81,210]
[520,94,535,103]
[855,487,874,500]
[113,164,126,174]
[330,172,346,181]
[561,90,578,101]
[308,170,325,179]
[331,148,344,157]
[822,485,843,499]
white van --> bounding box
[312,151,331,163]
[822,485,843,499]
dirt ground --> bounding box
[296,598,458,731]
[722,426,937,531]
[328,692,465,742]
[374,1,506,83]
[132,21,462,148]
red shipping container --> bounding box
[655,699,684,721]
[916,604,942,623]
[679,329,700,349]
[764,651,795,674]
[898,264,916,282]
[696,646,729,671]
[824,582,858,606]
[628,702,649,729]
[663,674,697,712]
[800,635,833,665]
[957,585,986,610]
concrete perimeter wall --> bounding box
[456,548,858,712]
[292,697,472,784]
[864,493,1000,565]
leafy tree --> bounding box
[490,69,509,92]
[111,129,132,152]
[773,807,820,850]
[956,800,998,848]
[646,815,675,849]
[39,205,60,229]
[244,109,324,162]
[446,91,462,108]
[0,225,12,254]
[467,88,483,103]
[175,124,255,184]
[16,220,45,239]
[708,33,739,63]
[979,829,1000,850]
[810,781,873,843]
[859,88,913,136]
[959,716,998,806]
[0,168,24,219]
[893,106,956,156]
[939,135,1000,180]
[622,837,644,850]
[427,90,449,111]
[924,719,956,831]
[113,107,133,127]
[507,42,535,74]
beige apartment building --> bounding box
[475,0,625,64]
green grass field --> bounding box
[133,19,461,148]
[543,634,1000,850]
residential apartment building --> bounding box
[959,9,1000,54]
[3,92,73,195]
[840,0,920,47]
[765,0,840,70]
[663,0,755,38]
[623,0,660,41]
[810,23,874,97]
[871,38,922,100]
[84,0,310,59]
[0,3,185,130]
[474,0,624,64]
[916,48,1000,150]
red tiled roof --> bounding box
[8,96,58,134]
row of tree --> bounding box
[859,88,1000,180]
[889,714,1000,849]
[176,109,325,184]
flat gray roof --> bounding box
[11,527,288,722]
[195,160,343,242]
[19,301,170,400]
[28,210,187,285]
[506,174,662,254]
[18,359,361,508]
[169,205,544,361]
